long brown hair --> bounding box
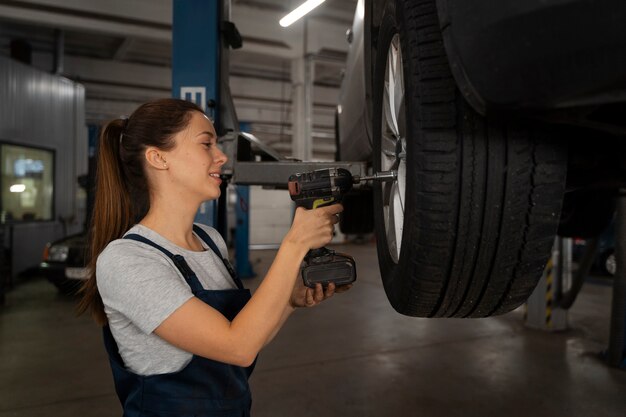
[77,98,203,325]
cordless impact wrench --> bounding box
[287,167,397,288]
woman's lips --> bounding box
[209,173,222,184]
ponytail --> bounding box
[77,98,203,325]
[77,119,134,325]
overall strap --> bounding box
[192,224,244,290]
[124,234,204,294]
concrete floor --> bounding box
[1,242,625,417]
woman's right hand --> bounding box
[283,204,343,252]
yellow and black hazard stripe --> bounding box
[545,257,554,328]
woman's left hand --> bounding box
[289,281,353,308]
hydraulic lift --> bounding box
[525,192,626,368]
[172,0,366,182]
[171,0,366,277]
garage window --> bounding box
[0,143,54,222]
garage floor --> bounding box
[1,242,625,417]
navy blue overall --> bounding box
[102,225,255,417]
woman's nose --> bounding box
[215,146,228,166]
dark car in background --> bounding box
[573,222,616,276]
[39,233,88,295]
[336,0,626,318]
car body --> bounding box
[336,0,371,162]
[336,0,625,317]
[39,233,88,295]
[573,221,616,276]
[339,0,626,159]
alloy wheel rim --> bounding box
[380,33,407,263]
[606,253,616,276]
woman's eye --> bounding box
[202,142,212,148]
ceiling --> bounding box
[0,0,358,158]
[0,0,356,70]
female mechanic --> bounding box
[78,98,349,416]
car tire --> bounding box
[557,189,616,238]
[372,0,567,317]
[600,250,616,276]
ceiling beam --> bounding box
[0,1,351,58]
[62,55,340,105]
[63,55,170,90]
[2,0,171,25]
[0,4,170,41]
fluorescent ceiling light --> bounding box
[10,184,26,193]
[280,0,326,27]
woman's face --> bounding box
[164,111,227,202]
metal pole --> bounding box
[235,185,255,279]
[302,17,313,161]
[216,181,229,244]
[607,189,626,367]
[304,52,314,161]
[234,123,255,278]
[291,17,313,161]
[173,0,219,227]
[53,29,64,75]
[524,237,568,331]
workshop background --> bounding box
[0,0,625,416]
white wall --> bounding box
[249,187,293,246]
[248,187,346,247]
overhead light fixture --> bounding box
[10,184,26,193]
[280,0,326,27]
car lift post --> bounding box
[235,122,254,279]
[172,0,367,276]
[526,191,626,369]
[525,238,570,331]
[172,0,221,230]
[607,189,626,368]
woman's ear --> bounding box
[145,147,169,170]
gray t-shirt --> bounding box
[96,223,237,375]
